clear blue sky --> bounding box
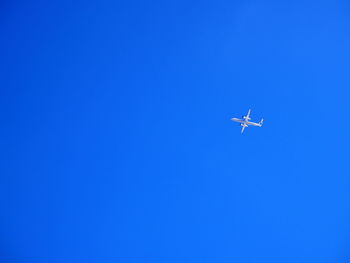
[1,0,350,262]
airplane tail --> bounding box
[259,119,264,126]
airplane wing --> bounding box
[246,109,251,119]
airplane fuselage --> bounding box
[231,119,260,126]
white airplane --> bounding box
[231,109,263,133]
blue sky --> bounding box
[1,0,350,262]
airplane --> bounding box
[231,109,263,133]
